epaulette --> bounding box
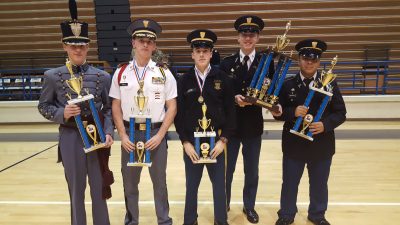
[222,53,236,60]
[284,74,296,81]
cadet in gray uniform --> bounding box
[37,1,114,225]
[110,18,177,225]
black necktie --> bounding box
[243,55,250,71]
[304,77,313,88]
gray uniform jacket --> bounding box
[38,64,113,159]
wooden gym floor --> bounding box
[0,121,399,225]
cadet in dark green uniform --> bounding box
[175,29,236,225]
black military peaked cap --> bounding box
[60,0,90,45]
[187,29,217,49]
[127,18,162,40]
[295,39,328,60]
[234,15,264,33]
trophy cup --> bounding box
[290,56,338,141]
[193,103,217,164]
[244,21,294,113]
[64,59,107,153]
[127,80,152,167]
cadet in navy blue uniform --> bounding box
[273,39,346,225]
[38,1,114,225]
[219,15,274,224]
[175,29,236,225]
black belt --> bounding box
[123,121,162,131]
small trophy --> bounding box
[193,103,217,164]
[244,21,294,113]
[127,80,152,167]
[64,59,107,153]
[290,56,338,141]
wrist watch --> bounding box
[219,137,228,144]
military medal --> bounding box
[194,66,211,104]
[198,95,204,103]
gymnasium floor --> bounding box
[0,121,399,225]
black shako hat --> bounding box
[60,0,90,45]
[127,18,162,40]
[234,15,264,33]
[295,39,328,60]
[187,29,217,49]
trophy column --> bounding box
[127,80,152,167]
[244,21,293,113]
[64,59,107,153]
[290,56,338,141]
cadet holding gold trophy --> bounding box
[175,29,235,225]
[109,18,176,225]
[273,39,346,225]
[38,1,114,224]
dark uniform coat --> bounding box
[219,51,274,138]
[175,66,236,142]
[275,72,347,161]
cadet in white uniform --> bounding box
[109,18,177,225]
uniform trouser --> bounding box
[183,150,227,224]
[226,136,262,210]
[59,126,110,225]
[121,128,172,225]
[277,156,332,220]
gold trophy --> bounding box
[194,103,217,164]
[310,55,338,96]
[64,59,107,153]
[127,79,152,167]
[274,20,291,52]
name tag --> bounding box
[119,82,128,86]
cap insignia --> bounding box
[312,41,318,48]
[200,32,206,38]
[143,20,149,28]
[70,22,82,37]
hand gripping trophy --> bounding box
[193,103,217,164]
[65,59,107,153]
[127,80,152,167]
[244,21,294,113]
[290,56,338,141]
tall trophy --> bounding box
[127,80,152,167]
[64,59,107,153]
[290,56,338,141]
[244,21,294,113]
[193,103,217,164]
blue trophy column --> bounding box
[75,114,91,149]
[88,98,106,143]
[129,117,135,163]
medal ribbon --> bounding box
[133,59,149,84]
[194,66,211,98]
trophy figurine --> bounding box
[194,103,217,164]
[65,59,107,153]
[290,56,338,141]
[244,21,294,113]
[127,80,152,167]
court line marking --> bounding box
[1,201,399,206]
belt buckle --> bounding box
[139,123,146,131]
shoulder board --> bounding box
[284,74,296,81]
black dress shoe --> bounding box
[275,217,294,225]
[183,220,198,225]
[308,217,331,225]
[214,220,229,225]
[243,207,259,223]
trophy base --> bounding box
[289,129,314,141]
[68,94,94,105]
[194,158,217,164]
[84,142,108,153]
[244,96,280,113]
[310,86,333,97]
[127,162,152,167]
